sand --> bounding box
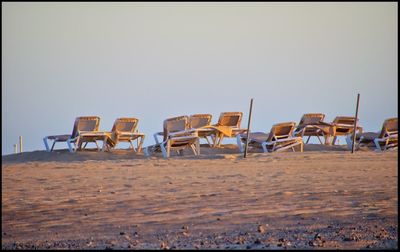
[1,144,398,249]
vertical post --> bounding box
[19,136,23,153]
[14,144,17,154]
[351,94,360,154]
[244,98,254,158]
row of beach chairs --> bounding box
[43,113,398,158]
[43,117,145,153]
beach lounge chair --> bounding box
[188,114,214,146]
[330,116,363,145]
[145,116,200,158]
[293,113,334,145]
[43,116,100,153]
[107,118,145,152]
[237,122,303,153]
[346,117,398,151]
[210,112,248,147]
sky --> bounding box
[2,2,398,155]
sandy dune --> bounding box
[2,144,398,249]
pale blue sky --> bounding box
[2,2,398,155]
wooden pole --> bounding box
[244,98,254,158]
[351,94,360,154]
[19,136,23,153]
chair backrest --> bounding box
[267,122,296,142]
[217,112,243,128]
[71,116,100,138]
[332,116,358,127]
[189,114,212,128]
[380,117,398,138]
[163,116,189,141]
[299,113,325,126]
[111,118,139,133]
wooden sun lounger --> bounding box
[188,114,214,147]
[208,112,248,147]
[293,113,334,145]
[237,122,303,153]
[145,115,200,158]
[43,116,101,153]
[331,116,363,145]
[346,117,398,151]
[106,118,145,152]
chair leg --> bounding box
[78,141,83,150]
[153,133,161,145]
[210,134,216,146]
[317,136,323,144]
[345,135,353,150]
[212,134,218,148]
[100,138,106,152]
[332,136,337,145]
[236,135,244,153]
[324,135,331,145]
[105,141,112,152]
[137,135,145,153]
[167,142,171,158]
[374,139,382,152]
[50,141,56,152]
[43,137,51,152]
[196,138,200,155]
[261,142,268,153]
[204,136,212,147]
[128,140,136,152]
[217,134,224,147]
[383,139,389,151]
[160,143,168,158]
[67,139,75,153]
[306,136,311,144]
[190,145,197,155]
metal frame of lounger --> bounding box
[43,116,100,153]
